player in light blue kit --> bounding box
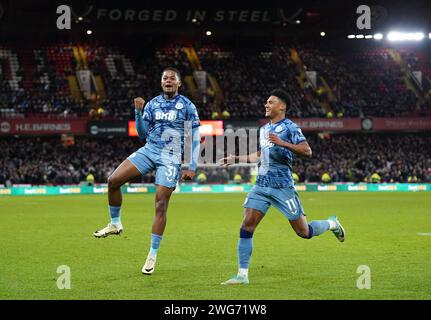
[94,67,201,275]
[220,89,345,285]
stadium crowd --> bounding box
[85,43,194,119]
[1,134,430,186]
[294,133,431,183]
[298,46,420,118]
[1,40,430,121]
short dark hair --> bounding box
[270,89,292,109]
[162,67,181,81]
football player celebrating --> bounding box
[220,89,345,285]
[94,67,200,275]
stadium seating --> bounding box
[1,40,430,119]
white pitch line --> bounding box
[417,233,431,236]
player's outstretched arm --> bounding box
[268,133,312,158]
[218,151,261,167]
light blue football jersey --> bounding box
[141,94,200,154]
[256,118,306,188]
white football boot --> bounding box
[142,253,157,275]
[328,216,345,242]
[93,223,123,238]
[221,274,249,285]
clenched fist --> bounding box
[134,97,145,112]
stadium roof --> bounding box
[1,0,430,39]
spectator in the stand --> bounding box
[370,172,382,183]
[196,171,208,184]
[2,41,430,120]
[220,169,230,184]
[407,174,418,183]
[321,172,331,183]
[86,172,95,186]
[2,133,430,186]
[233,172,242,184]
[292,172,300,184]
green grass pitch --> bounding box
[0,192,430,300]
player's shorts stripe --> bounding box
[293,196,301,211]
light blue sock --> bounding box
[309,220,330,237]
[238,229,253,269]
[109,206,121,225]
[149,233,163,256]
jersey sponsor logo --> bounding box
[260,136,274,148]
[260,127,274,148]
[155,110,177,121]
[175,102,184,110]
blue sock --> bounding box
[109,206,121,224]
[309,220,330,237]
[238,229,253,269]
[149,233,163,256]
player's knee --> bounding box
[107,175,122,189]
[296,231,307,239]
[296,230,311,239]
